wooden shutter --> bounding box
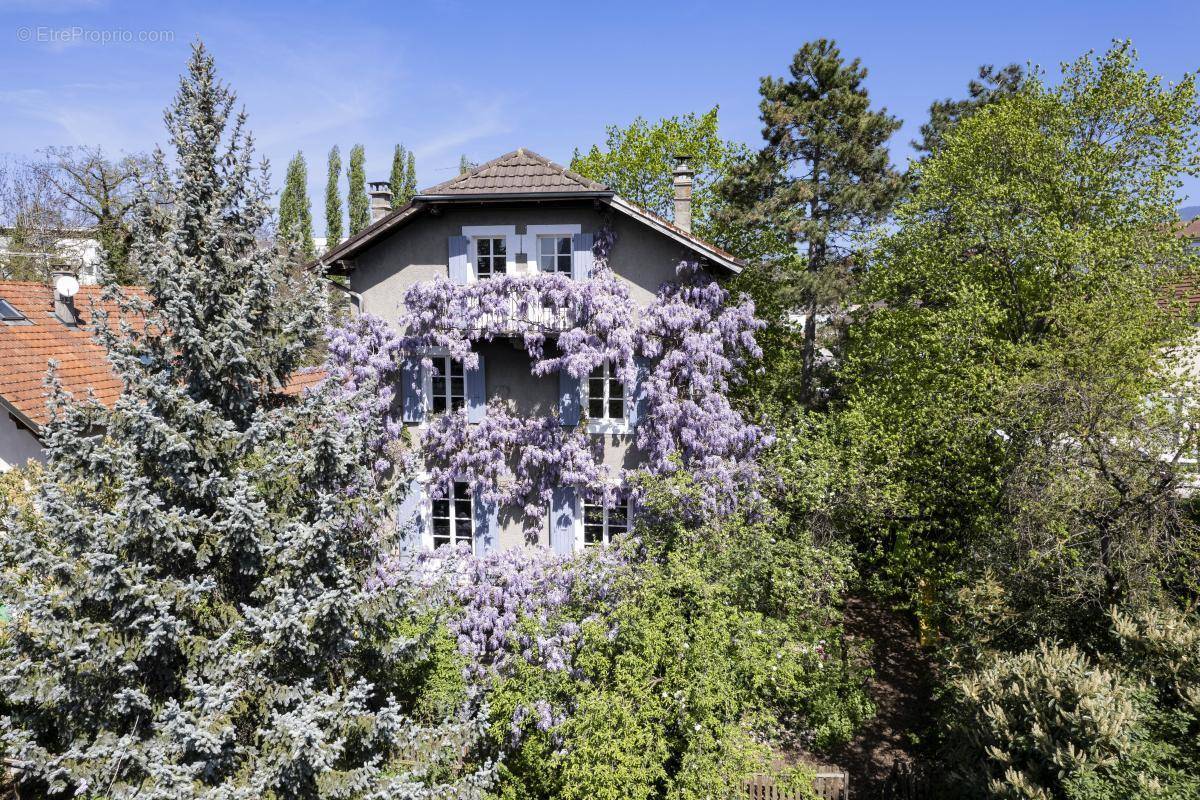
[550,487,576,555]
[448,235,469,283]
[559,368,581,426]
[572,232,594,281]
[473,486,498,554]
[466,354,486,423]
[626,356,650,426]
[401,356,425,423]
[396,477,425,549]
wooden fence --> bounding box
[746,765,848,799]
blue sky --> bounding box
[2,0,1198,233]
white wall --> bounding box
[0,414,44,471]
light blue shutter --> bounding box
[401,356,425,422]
[559,368,581,426]
[473,486,498,554]
[550,487,576,555]
[449,235,469,283]
[466,353,486,423]
[571,232,594,281]
[397,477,425,549]
[627,356,650,426]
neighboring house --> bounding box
[0,277,130,470]
[0,228,105,284]
[315,148,743,555]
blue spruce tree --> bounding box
[0,42,490,800]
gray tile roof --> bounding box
[419,149,609,196]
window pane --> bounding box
[609,398,623,419]
[584,526,604,545]
[433,498,449,518]
[609,380,624,400]
[478,239,491,255]
[450,377,464,397]
[589,397,604,418]
[494,238,506,255]
[433,395,447,413]
[557,237,571,255]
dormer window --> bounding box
[475,236,507,279]
[537,235,572,274]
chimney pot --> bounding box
[368,181,393,223]
[672,154,694,233]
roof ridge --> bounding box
[417,147,608,195]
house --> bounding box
[0,275,131,470]
[314,148,743,554]
[0,228,105,284]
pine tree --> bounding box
[325,145,342,249]
[404,150,417,202]
[396,143,415,206]
[720,38,903,406]
[0,42,490,800]
[347,143,368,236]
[279,150,315,258]
[459,154,477,175]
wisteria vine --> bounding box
[323,225,766,527]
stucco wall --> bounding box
[0,414,44,471]
[349,202,707,551]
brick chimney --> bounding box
[672,154,694,233]
[368,181,393,223]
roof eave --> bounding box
[413,190,615,202]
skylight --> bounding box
[0,298,26,322]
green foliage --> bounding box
[324,145,342,248]
[570,107,766,252]
[720,38,904,406]
[347,143,368,236]
[912,63,1025,158]
[486,473,871,800]
[946,642,1140,800]
[390,144,418,206]
[279,150,315,258]
[835,42,1200,625]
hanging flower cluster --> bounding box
[635,259,770,515]
[421,400,617,515]
[399,257,637,383]
[323,313,409,475]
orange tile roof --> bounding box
[0,281,142,430]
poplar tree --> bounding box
[325,145,342,249]
[404,150,417,202]
[279,150,315,258]
[347,143,368,236]
[389,143,414,206]
[720,38,903,406]
[0,42,490,800]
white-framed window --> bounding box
[475,236,507,279]
[587,361,625,422]
[429,355,466,414]
[581,496,631,547]
[525,224,580,277]
[463,225,517,281]
[431,481,473,550]
[537,235,572,274]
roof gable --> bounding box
[419,149,609,197]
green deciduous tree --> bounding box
[720,38,904,407]
[0,42,490,800]
[837,42,1200,633]
[278,150,315,258]
[347,143,368,236]
[912,63,1025,158]
[325,145,342,249]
